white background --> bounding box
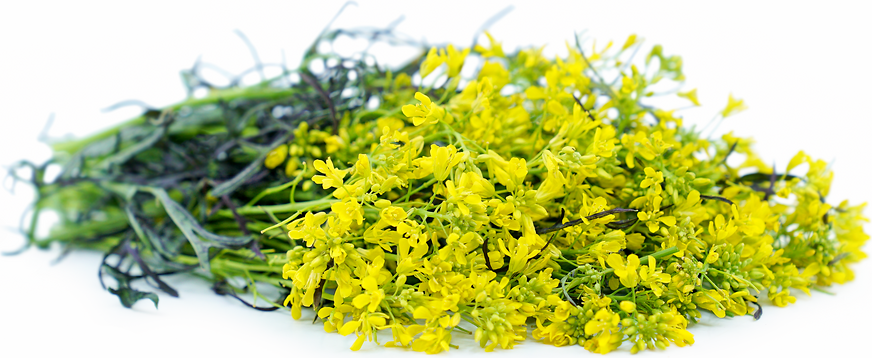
[1,1,870,357]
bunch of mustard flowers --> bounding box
[260,32,869,354]
[23,26,866,355]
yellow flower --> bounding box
[438,232,475,265]
[786,150,809,173]
[620,75,638,95]
[553,300,576,321]
[385,324,425,348]
[626,233,645,251]
[420,47,445,78]
[332,197,364,225]
[352,276,385,313]
[607,253,640,287]
[444,44,470,78]
[584,240,623,268]
[474,31,505,58]
[620,131,664,168]
[402,92,451,126]
[501,239,537,274]
[287,212,328,246]
[477,61,509,89]
[677,88,700,106]
[638,256,671,296]
[397,220,429,260]
[532,320,574,347]
[378,125,411,149]
[283,287,304,320]
[442,179,485,218]
[769,289,797,307]
[482,151,527,191]
[519,46,547,68]
[331,181,362,200]
[730,194,773,237]
[621,33,638,51]
[721,93,748,118]
[312,157,347,189]
[636,196,676,233]
[430,144,466,181]
[708,214,738,243]
[489,201,521,231]
[354,153,371,178]
[324,134,345,154]
[584,308,622,354]
[379,206,407,227]
[640,167,664,194]
[693,289,730,318]
[411,326,453,354]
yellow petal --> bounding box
[339,320,361,336]
[317,306,334,318]
[352,294,371,309]
[659,216,677,226]
[350,333,366,351]
[414,91,431,106]
[402,104,418,117]
[362,276,378,292]
[413,306,433,319]
[606,254,624,269]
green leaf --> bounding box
[126,205,184,259]
[209,152,266,197]
[100,124,167,169]
[142,187,251,271]
[102,264,160,309]
[109,287,159,309]
[210,130,293,198]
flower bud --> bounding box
[264,145,289,169]
[692,178,711,187]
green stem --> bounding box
[177,255,283,274]
[52,86,301,154]
[220,197,336,218]
[400,178,438,203]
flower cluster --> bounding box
[267,33,868,354]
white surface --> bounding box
[1,1,871,357]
